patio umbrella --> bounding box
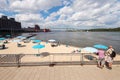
[6,35,11,38]
[16,36,24,39]
[32,44,45,54]
[13,39,21,42]
[83,47,98,53]
[20,37,26,40]
[0,38,5,41]
[94,44,108,50]
[29,37,36,40]
[48,39,56,43]
[33,40,41,43]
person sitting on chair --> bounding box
[2,44,5,49]
[17,42,21,47]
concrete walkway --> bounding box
[0,65,120,80]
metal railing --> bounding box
[0,53,119,67]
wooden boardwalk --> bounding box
[0,65,120,80]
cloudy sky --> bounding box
[0,0,120,29]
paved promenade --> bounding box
[0,65,120,80]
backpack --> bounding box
[110,51,116,58]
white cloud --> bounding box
[59,14,67,20]
[70,11,92,21]
[62,0,73,6]
[98,15,118,24]
[58,6,73,15]
[1,0,120,29]
[44,0,120,29]
[0,13,4,17]
[24,0,120,28]
[43,20,74,29]
[0,0,8,10]
[10,0,36,12]
[60,0,120,28]
[45,12,59,22]
[14,13,44,28]
[10,0,62,12]
[15,13,43,22]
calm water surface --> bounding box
[23,32,120,53]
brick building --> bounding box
[0,15,22,31]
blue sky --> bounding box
[0,0,120,29]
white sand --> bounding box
[0,40,80,54]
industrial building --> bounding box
[0,15,22,31]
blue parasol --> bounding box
[6,35,11,38]
[0,38,5,40]
[94,44,108,50]
[83,47,98,53]
[33,40,41,43]
[32,44,45,54]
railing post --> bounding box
[81,53,84,65]
[16,54,20,67]
[49,54,55,67]
[71,54,72,64]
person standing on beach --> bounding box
[105,46,115,69]
[97,49,105,69]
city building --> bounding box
[0,15,22,31]
[23,24,51,32]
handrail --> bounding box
[0,53,120,67]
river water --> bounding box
[23,32,120,53]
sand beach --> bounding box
[0,39,120,63]
[0,39,79,54]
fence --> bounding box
[0,53,120,67]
